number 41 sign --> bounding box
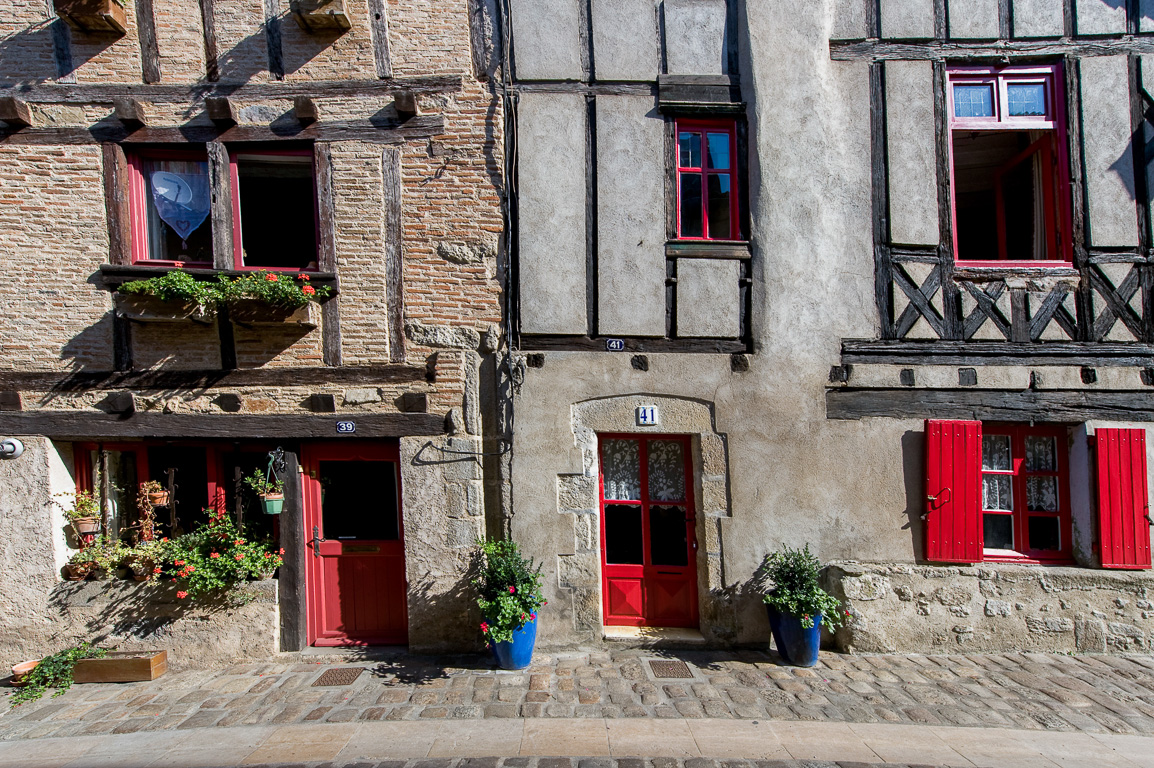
[636,405,659,426]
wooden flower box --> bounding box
[115,294,213,324]
[227,299,319,328]
[53,0,127,35]
[290,0,352,32]
[73,650,167,683]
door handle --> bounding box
[311,525,325,558]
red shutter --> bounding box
[1096,428,1152,569]
[924,420,983,563]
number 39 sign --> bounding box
[336,420,356,434]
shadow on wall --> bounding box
[280,25,346,78]
[47,580,193,645]
[402,550,487,653]
[901,429,926,562]
[58,313,117,374]
[215,28,279,84]
[0,20,119,85]
[1097,0,1152,18]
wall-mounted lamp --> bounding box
[0,438,24,459]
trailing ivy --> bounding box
[10,642,107,706]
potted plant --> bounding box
[63,549,96,581]
[760,544,847,667]
[55,488,102,538]
[117,271,216,324]
[160,507,283,601]
[139,480,169,508]
[9,642,107,706]
[216,271,329,326]
[52,0,128,35]
[244,471,285,515]
[472,538,545,670]
[125,539,163,581]
[88,535,130,580]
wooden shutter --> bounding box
[924,420,983,563]
[1096,428,1152,569]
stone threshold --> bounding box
[602,626,707,646]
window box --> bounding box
[53,0,127,35]
[227,298,319,328]
[290,0,352,32]
[114,293,214,325]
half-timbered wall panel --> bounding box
[591,0,660,81]
[518,93,589,335]
[948,0,1000,39]
[510,0,584,80]
[662,0,727,76]
[1011,0,1065,37]
[676,259,740,338]
[210,0,270,84]
[1075,0,1128,36]
[879,0,935,40]
[885,61,940,246]
[831,0,868,39]
[1080,56,1139,248]
[596,95,666,337]
[1143,1,1154,34]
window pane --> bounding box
[237,155,318,270]
[1007,83,1046,117]
[678,132,701,168]
[602,439,641,501]
[953,84,994,118]
[319,460,399,540]
[1025,435,1056,472]
[1028,516,1060,551]
[648,440,686,502]
[604,504,643,564]
[679,172,703,238]
[1026,476,1059,512]
[706,175,732,240]
[983,474,1013,511]
[982,434,1011,471]
[984,513,1014,549]
[649,505,688,566]
[706,133,730,169]
[144,158,212,262]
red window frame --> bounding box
[946,64,1073,266]
[127,148,213,267]
[674,119,740,242]
[979,424,1073,564]
[127,147,319,272]
[228,148,320,273]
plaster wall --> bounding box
[879,0,935,39]
[592,0,660,81]
[1080,56,1140,249]
[1075,0,1128,35]
[948,0,1000,39]
[663,0,728,76]
[1011,0,1066,37]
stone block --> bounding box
[1076,0,1126,35]
[880,0,935,38]
[592,0,660,81]
[574,513,597,553]
[518,93,588,334]
[449,517,482,548]
[985,599,1012,616]
[342,387,382,405]
[1080,56,1139,248]
[844,574,890,601]
[596,95,667,336]
[948,0,1000,38]
[663,0,727,75]
[885,60,940,245]
[510,0,584,80]
[675,259,741,338]
[1012,0,1065,37]
[558,474,597,511]
[700,477,727,516]
[558,553,600,588]
[1076,616,1107,651]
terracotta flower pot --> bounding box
[11,659,40,686]
[73,517,100,536]
[64,561,94,581]
[146,491,170,507]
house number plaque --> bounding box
[605,338,625,351]
[336,420,356,434]
[636,405,659,426]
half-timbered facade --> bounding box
[506,0,1154,654]
[0,0,505,665]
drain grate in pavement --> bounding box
[648,659,693,679]
[312,667,364,687]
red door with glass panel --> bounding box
[303,443,408,646]
[599,435,698,627]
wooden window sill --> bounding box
[98,263,340,294]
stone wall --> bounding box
[827,562,1154,655]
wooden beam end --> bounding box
[204,96,237,127]
[294,96,319,125]
[394,91,419,118]
[0,97,33,129]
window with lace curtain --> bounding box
[947,64,1072,265]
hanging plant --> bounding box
[10,642,107,707]
[244,448,287,515]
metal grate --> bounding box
[649,659,693,679]
[312,667,364,687]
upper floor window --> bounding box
[947,64,1071,265]
[676,119,739,241]
[128,146,319,271]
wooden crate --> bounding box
[73,651,167,684]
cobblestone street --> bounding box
[2,649,1153,744]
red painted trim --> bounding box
[925,419,984,563]
[946,63,1072,265]
[126,148,213,266]
[228,148,319,272]
[598,434,698,629]
[1096,428,1152,569]
[674,119,739,241]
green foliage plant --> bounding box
[118,270,217,308]
[87,535,130,579]
[472,538,545,644]
[10,642,107,707]
[760,544,846,630]
[215,271,331,310]
[53,489,102,533]
[243,470,284,496]
[160,508,283,601]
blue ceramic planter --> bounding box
[488,614,538,670]
[766,605,822,667]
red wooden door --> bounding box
[599,435,698,628]
[303,442,408,646]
